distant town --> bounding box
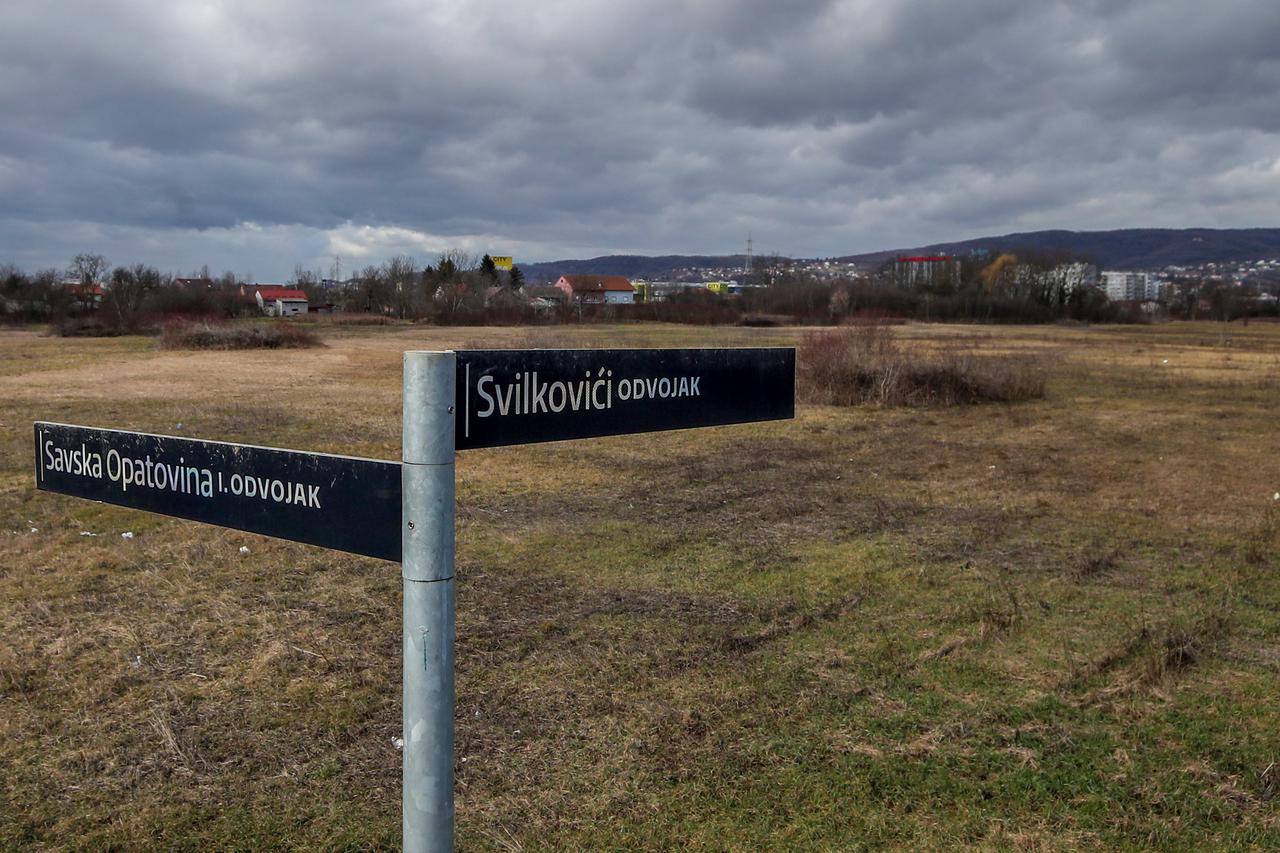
[5,228,1280,333]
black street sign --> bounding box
[34,422,401,561]
[455,347,794,450]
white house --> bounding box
[245,285,309,316]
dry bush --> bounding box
[1240,496,1280,566]
[325,313,399,326]
[1073,542,1121,581]
[51,315,126,337]
[1064,605,1232,703]
[798,324,1046,407]
[159,320,323,350]
[616,301,741,325]
[1139,609,1230,687]
[739,313,790,327]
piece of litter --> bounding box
[1162,359,1169,364]
[392,737,404,750]
[239,545,250,555]
[29,527,38,534]
[121,531,134,540]
[460,757,467,763]
[175,423,183,430]
[79,531,98,537]
[131,655,142,667]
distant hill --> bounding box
[518,229,1280,281]
[521,254,758,283]
[838,228,1280,270]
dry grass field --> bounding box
[2,320,1280,850]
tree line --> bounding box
[0,251,532,332]
[293,251,526,320]
[4,246,1268,333]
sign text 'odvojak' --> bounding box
[34,422,401,561]
[455,347,795,450]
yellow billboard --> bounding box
[491,256,513,270]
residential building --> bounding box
[633,280,696,303]
[241,284,309,316]
[554,274,635,305]
[524,285,565,306]
[1102,271,1158,302]
[64,281,105,311]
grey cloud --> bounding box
[1,0,1278,278]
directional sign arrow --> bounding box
[455,347,795,449]
[35,422,402,560]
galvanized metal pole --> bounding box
[402,351,456,853]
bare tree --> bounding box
[438,248,478,274]
[32,268,70,318]
[105,264,162,332]
[427,254,487,321]
[69,253,108,286]
[290,264,319,289]
[0,265,65,321]
[353,265,392,314]
[385,255,419,318]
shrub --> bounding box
[740,313,790,327]
[614,300,741,325]
[159,320,323,350]
[798,324,1046,407]
[325,313,399,326]
[148,284,222,318]
[51,316,125,337]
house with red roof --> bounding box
[64,281,106,311]
[240,284,309,317]
[554,274,635,305]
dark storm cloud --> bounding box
[1,0,1277,277]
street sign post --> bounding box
[401,352,456,852]
[34,346,795,853]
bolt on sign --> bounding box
[35,346,794,853]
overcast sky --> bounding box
[2,0,1278,280]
